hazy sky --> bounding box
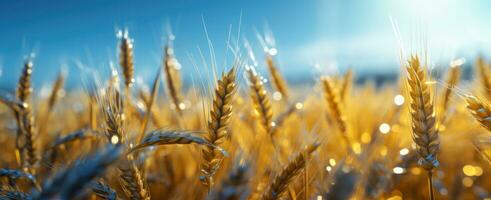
[1,0,490,89]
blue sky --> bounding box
[1,0,491,89]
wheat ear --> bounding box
[465,95,491,131]
[119,29,135,89]
[16,60,33,103]
[101,87,149,200]
[406,56,439,200]
[118,155,150,200]
[47,71,65,112]
[340,69,353,102]
[15,59,37,173]
[102,88,125,143]
[91,181,118,200]
[131,129,212,153]
[201,67,237,189]
[440,62,461,122]
[38,71,65,138]
[246,67,273,135]
[261,142,320,200]
[34,144,122,200]
[266,55,289,102]
[476,56,491,101]
[163,44,184,115]
[321,76,351,149]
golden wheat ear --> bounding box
[201,66,237,189]
[13,58,37,174]
[405,55,439,200]
[246,66,273,136]
[131,129,213,153]
[466,95,491,131]
[440,61,461,123]
[406,56,439,170]
[118,155,151,200]
[119,29,135,89]
[261,142,320,200]
[16,59,33,103]
[340,69,353,102]
[163,44,184,115]
[101,87,125,144]
[266,55,289,102]
[321,76,351,152]
[476,56,491,101]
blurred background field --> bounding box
[2,0,491,89]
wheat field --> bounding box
[1,28,491,200]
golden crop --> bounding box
[0,30,490,200]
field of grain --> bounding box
[1,28,491,200]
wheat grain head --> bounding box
[246,67,273,135]
[201,67,237,188]
[405,55,439,170]
[119,29,135,89]
[261,142,320,200]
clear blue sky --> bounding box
[1,0,490,89]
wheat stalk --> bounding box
[261,142,320,200]
[266,55,289,102]
[271,103,297,135]
[201,67,237,189]
[405,55,439,200]
[136,69,161,144]
[119,29,135,89]
[246,67,273,135]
